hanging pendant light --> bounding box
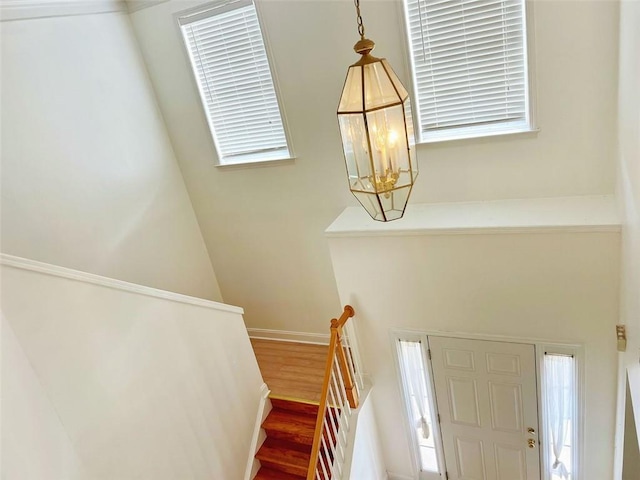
[337,0,418,222]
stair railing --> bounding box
[307,305,363,480]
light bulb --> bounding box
[387,129,398,147]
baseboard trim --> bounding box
[248,328,330,345]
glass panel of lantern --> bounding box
[338,58,418,221]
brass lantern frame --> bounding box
[337,38,419,222]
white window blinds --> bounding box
[180,0,290,164]
[404,0,531,141]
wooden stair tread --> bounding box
[263,409,316,442]
[256,438,311,477]
[254,467,305,480]
[270,397,319,416]
[265,408,317,425]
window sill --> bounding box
[214,157,296,170]
[418,126,540,146]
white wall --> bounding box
[1,256,264,480]
[417,0,619,202]
[346,388,387,480]
[616,0,640,459]
[128,0,619,334]
[328,231,620,479]
[2,315,87,480]
[1,7,222,301]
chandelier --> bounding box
[337,0,419,222]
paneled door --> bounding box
[428,337,541,480]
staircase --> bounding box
[255,397,318,479]
[250,306,361,480]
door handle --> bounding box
[528,439,536,449]
[527,427,536,435]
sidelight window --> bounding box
[543,352,577,480]
[396,339,443,478]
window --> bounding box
[396,338,443,479]
[543,352,578,480]
[179,0,291,165]
[403,0,533,142]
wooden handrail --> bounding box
[306,305,357,480]
[332,304,355,330]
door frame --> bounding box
[390,329,584,480]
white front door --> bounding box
[428,337,541,480]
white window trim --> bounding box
[397,0,540,145]
[175,0,295,167]
[390,329,584,480]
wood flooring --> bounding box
[250,338,328,403]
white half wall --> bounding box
[2,314,87,480]
[328,229,620,479]
[0,8,221,301]
[623,378,640,479]
[1,256,264,479]
[346,387,387,480]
